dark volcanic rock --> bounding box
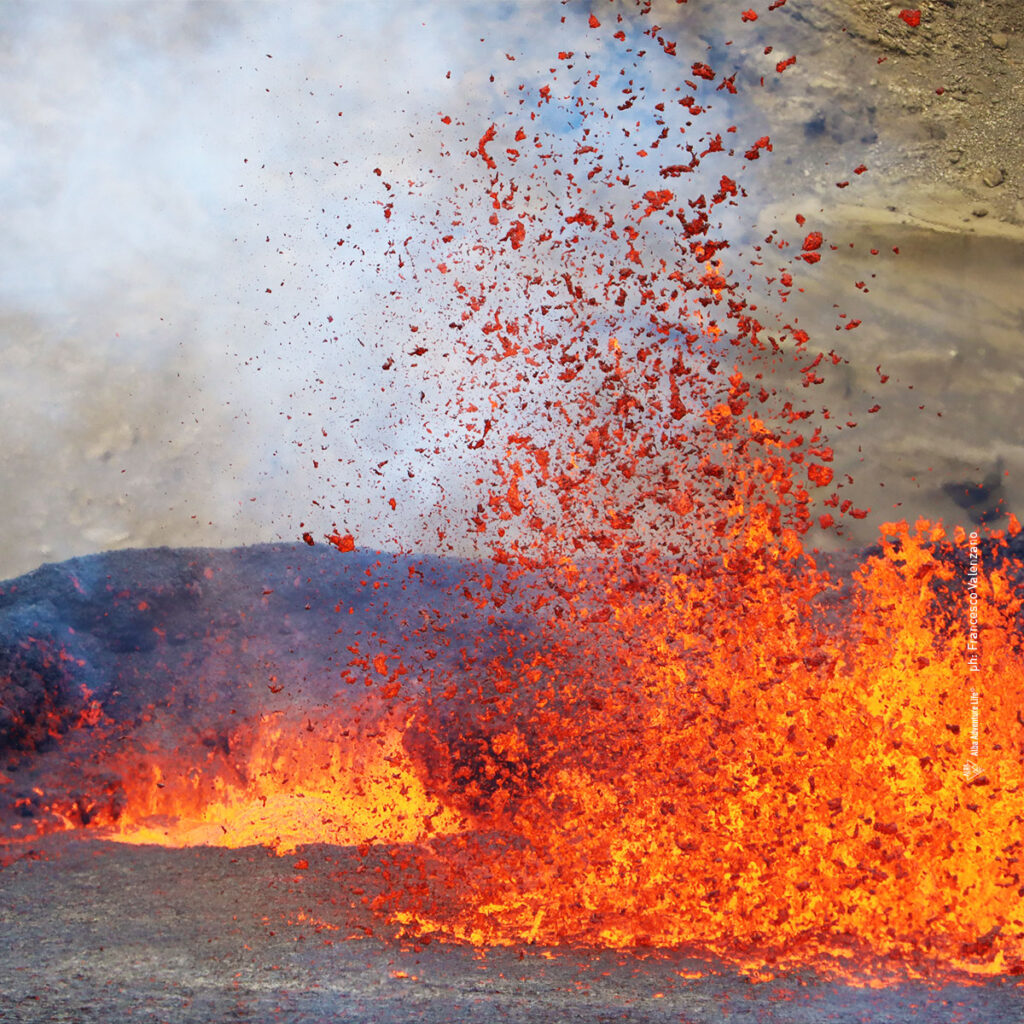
[0,544,543,829]
[0,543,480,737]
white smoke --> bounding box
[0,0,745,578]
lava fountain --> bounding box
[2,0,1022,999]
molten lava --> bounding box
[80,714,465,854]
[396,518,1024,979]
[3,0,1022,986]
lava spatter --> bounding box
[4,0,1021,985]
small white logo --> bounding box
[962,761,982,782]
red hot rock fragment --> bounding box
[801,230,823,263]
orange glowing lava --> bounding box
[49,714,467,854]
[3,0,1022,987]
[391,518,1024,979]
